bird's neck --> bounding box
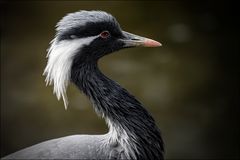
[71,62,164,159]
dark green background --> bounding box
[1,1,239,159]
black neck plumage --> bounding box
[71,58,164,159]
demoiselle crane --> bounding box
[3,10,164,160]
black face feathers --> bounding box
[55,10,126,62]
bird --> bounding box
[3,10,164,159]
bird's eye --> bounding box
[100,31,110,39]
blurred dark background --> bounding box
[1,1,239,159]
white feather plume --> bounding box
[43,36,98,109]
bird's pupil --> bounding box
[100,31,110,38]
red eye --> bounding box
[100,31,110,39]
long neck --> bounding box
[71,62,164,159]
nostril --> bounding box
[131,38,140,41]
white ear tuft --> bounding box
[43,36,98,109]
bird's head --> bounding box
[43,10,161,109]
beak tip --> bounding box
[143,39,162,47]
[157,41,162,47]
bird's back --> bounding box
[2,135,110,159]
